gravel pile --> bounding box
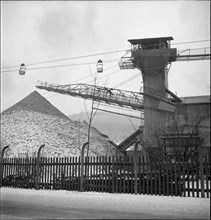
[0,91,118,157]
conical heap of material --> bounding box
[0,91,118,157]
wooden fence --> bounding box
[0,155,210,198]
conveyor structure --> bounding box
[36,81,179,112]
[36,81,144,111]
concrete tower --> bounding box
[128,37,177,147]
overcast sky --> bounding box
[1,1,210,116]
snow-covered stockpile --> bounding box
[0,91,118,157]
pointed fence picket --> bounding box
[0,155,210,198]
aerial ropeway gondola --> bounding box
[96,59,103,73]
[19,63,26,75]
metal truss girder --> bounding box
[36,81,144,111]
[176,54,210,62]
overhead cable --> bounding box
[1,39,209,70]
[113,73,141,88]
[1,58,119,73]
[1,49,127,70]
[85,68,120,84]
[41,63,119,97]
[172,39,210,45]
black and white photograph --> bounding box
[0,1,210,219]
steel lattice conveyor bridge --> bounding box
[36,81,180,112]
[36,81,145,111]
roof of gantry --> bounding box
[128,36,173,45]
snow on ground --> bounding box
[1,187,210,219]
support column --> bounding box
[130,38,177,148]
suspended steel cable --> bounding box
[1,58,119,73]
[85,68,120,84]
[128,40,210,49]
[172,39,210,45]
[93,107,142,120]
[113,73,141,89]
[44,70,121,99]
[97,102,144,114]
[1,39,209,70]
[62,63,119,85]
[40,63,119,98]
[41,63,169,99]
[1,49,127,70]
[177,47,210,56]
[42,69,140,102]
[46,63,166,102]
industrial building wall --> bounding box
[175,102,210,149]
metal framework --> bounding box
[176,54,210,61]
[176,47,210,61]
[36,81,145,111]
[118,47,211,69]
[36,43,209,114]
[36,81,179,111]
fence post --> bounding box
[36,144,45,190]
[0,146,9,187]
[134,140,139,195]
[199,151,205,198]
[80,142,89,192]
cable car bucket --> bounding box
[19,63,26,75]
[97,59,103,73]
